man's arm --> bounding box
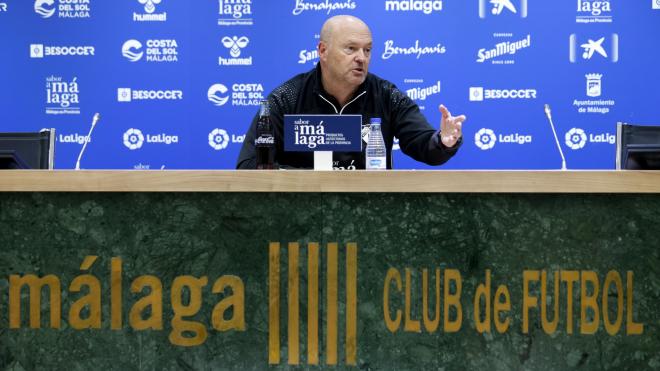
[389,87,464,166]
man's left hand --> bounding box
[439,104,466,148]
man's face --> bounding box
[319,22,372,89]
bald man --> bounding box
[237,15,466,169]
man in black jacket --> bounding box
[236,15,466,169]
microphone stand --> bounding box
[75,113,100,170]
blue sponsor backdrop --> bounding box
[0,0,658,169]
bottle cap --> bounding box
[370,117,382,124]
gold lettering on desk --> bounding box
[268,242,358,365]
[7,255,246,346]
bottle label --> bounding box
[367,157,386,170]
[255,135,274,146]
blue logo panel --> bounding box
[284,115,362,152]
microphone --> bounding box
[75,113,100,170]
[544,104,567,170]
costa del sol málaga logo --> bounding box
[123,128,144,150]
[122,40,144,62]
[208,129,230,150]
[34,0,55,18]
[475,128,497,150]
[207,84,229,106]
[565,128,588,150]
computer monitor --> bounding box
[0,129,55,169]
[616,123,660,170]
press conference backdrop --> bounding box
[1,0,659,170]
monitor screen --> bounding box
[617,123,660,170]
[0,130,54,169]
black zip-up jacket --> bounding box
[236,65,461,169]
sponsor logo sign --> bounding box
[34,0,91,19]
[45,76,80,115]
[385,0,443,14]
[117,88,183,102]
[134,0,167,22]
[219,36,252,66]
[479,0,527,18]
[474,128,532,150]
[469,87,537,101]
[382,40,446,60]
[573,73,615,114]
[576,0,612,23]
[218,0,253,26]
[208,128,245,150]
[292,0,357,15]
[123,128,179,150]
[569,34,619,63]
[284,115,362,151]
[477,33,531,64]
[207,83,265,107]
[122,39,179,63]
[30,44,95,58]
[565,127,615,150]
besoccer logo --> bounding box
[565,128,587,150]
[207,84,229,106]
[208,128,230,150]
[122,40,144,62]
[123,128,144,150]
[30,44,44,58]
[139,0,161,14]
[475,128,497,150]
[34,0,55,18]
[469,87,484,101]
[221,36,249,57]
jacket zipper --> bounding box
[318,91,366,114]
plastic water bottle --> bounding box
[366,118,386,170]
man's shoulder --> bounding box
[271,68,315,99]
[365,72,407,102]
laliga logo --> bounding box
[208,129,230,150]
[122,40,143,62]
[221,36,249,57]
[34,0,55,18]
[475,128,496,150]
[565,128,587,150]
[138,0,161,14]
[123,128,144,150]
[207,84,229,106]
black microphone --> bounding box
[75,113,100,170]
[544,104,567,170]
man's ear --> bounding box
[318,41,327,61]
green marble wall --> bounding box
[0,193,658,370]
